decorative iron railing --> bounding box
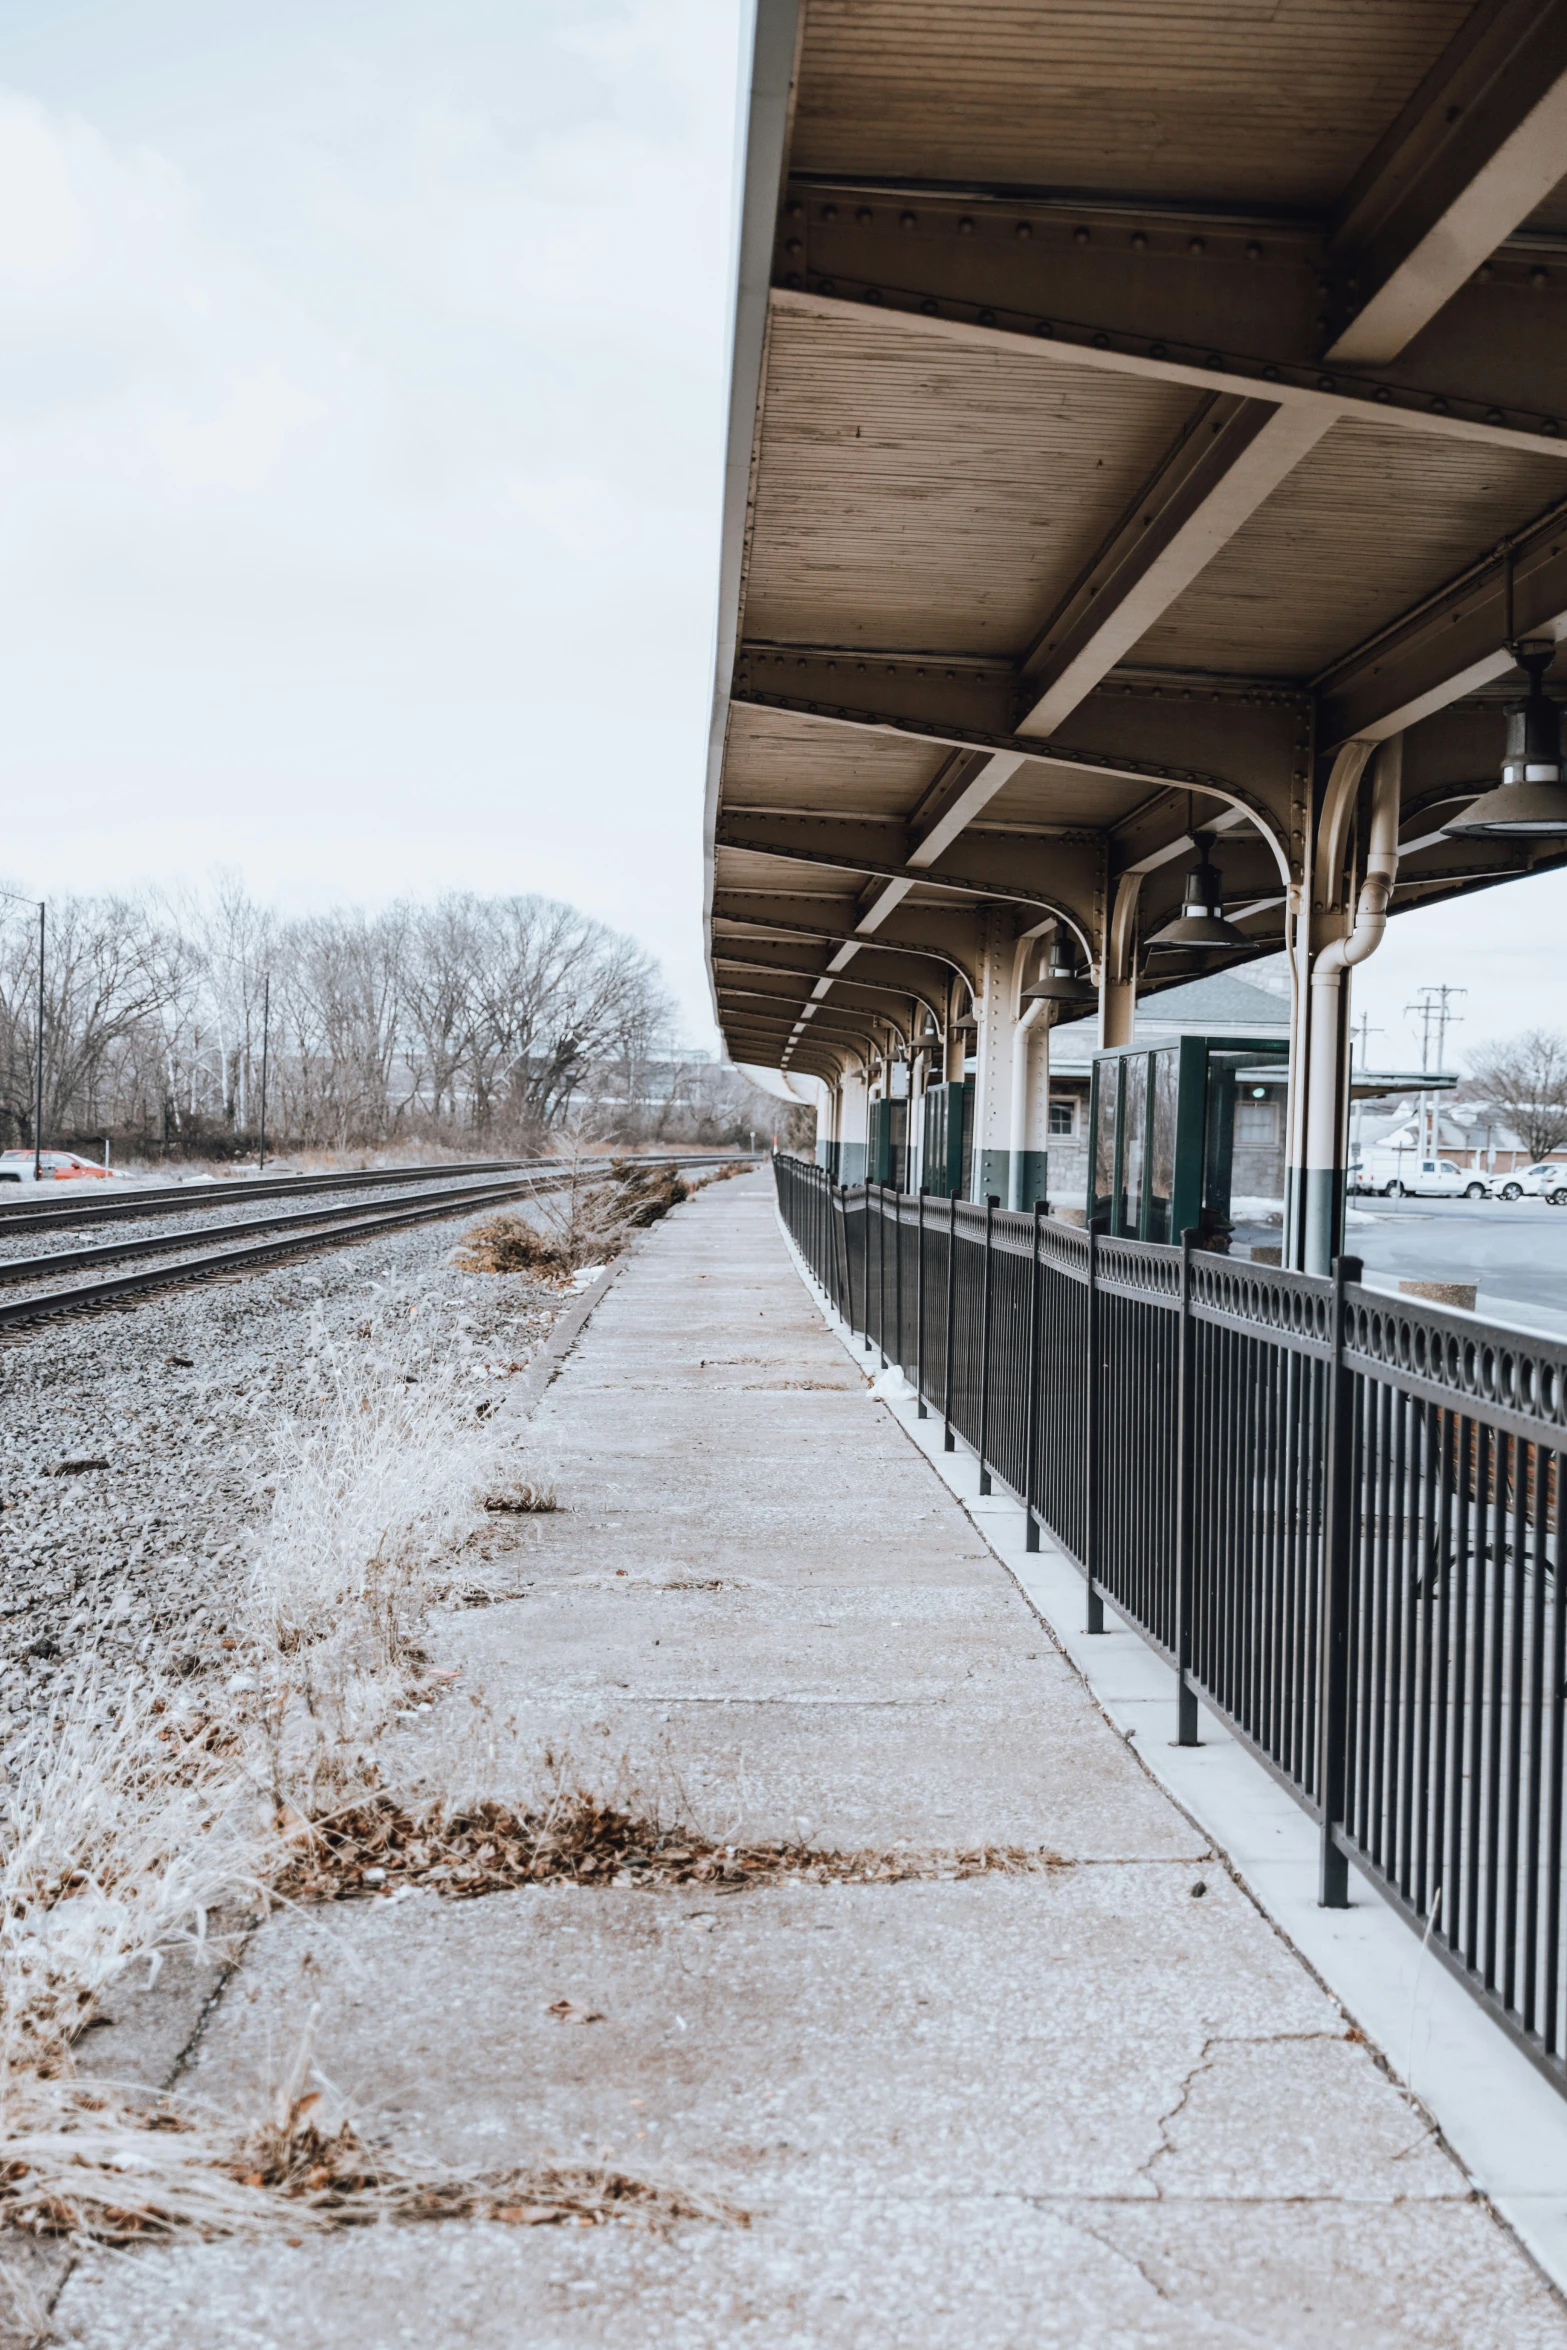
[774,1153,1567,2093]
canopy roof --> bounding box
[705,0,1567,1082]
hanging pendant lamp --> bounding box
[1147,854,1248,949]
[1444,646,1567,836]
[1021,936,1097,1005]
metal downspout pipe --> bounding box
[1301,737,1402,1276]
[1006,999,1047,1210]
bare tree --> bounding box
[0,880,737,1159]
[0,892,189,1146]
[1467,1028,1567,1159]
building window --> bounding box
[1235,1101,1280,1145]
[1048,1098,1075,1136]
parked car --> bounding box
[1493,1162,1567,1204]
[1354,1153,1486,1199]
[0,1149,113,1185]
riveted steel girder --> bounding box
[727,673,1305,877]
[714,811,1106,925]
[775,184,1567,454]
[1318,497,1567,741]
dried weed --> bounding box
[0,2074,743,2244]
[275,1787,1067,1905]
[0,1664,265,2075]
[453,1214,572,1277]
[457,1159,691,1279]
[481,1480,557,1515]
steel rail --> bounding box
[0,1151,747,1237]
[0,1154,757,1331]
[0,1171,566,1294]
[0,1177,559,1330]
[0,1157,529,1232]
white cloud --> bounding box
[0,91,82,274]
[155,365,325,490]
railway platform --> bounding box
[49,1171,1567,2347]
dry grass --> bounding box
[481,1479,557,1515]
[0,1665,265,2076]
[0,2074,745,2244]
[275,1786,1067,1905]
[456,1158,692,1279]
[241,1345,516,1823]
[453,1213,569,1276]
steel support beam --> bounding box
[726,682,1301,866]
[716,812,1104,927]
[712,892,983,982]
[1326,0,1567,365]
[778,148,1567,447]
[771,261,1567,463]
[1013,396,1335,734]
[1318,498,1567,740]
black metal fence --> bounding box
[775,1153,1567,2094]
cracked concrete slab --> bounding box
[48,1176,1567,2346]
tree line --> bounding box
[1466,1029,1567,1160]
[0,882,769,1157]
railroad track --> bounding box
[0,1153,756,1333]
[0,1156,541,1235]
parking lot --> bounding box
[1346,1195,1567,1335]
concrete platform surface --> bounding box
[50,1175,1567,2347]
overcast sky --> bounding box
[0,0,1561,1073]
[0,0,743,1043]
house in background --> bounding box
[1354,1102,1530,1178]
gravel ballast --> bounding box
[0,1209,583,1725]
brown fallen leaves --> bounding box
[223,2087,738,2235]
[275,1789,1067,1905]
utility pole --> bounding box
[257,972,271,1173]
[32,901,44,1183]
[0,893,46,1180]
[1348,1012,1384,1175]
[1406,984,1465,1159]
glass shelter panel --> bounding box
[1091,1061,1118,1227]
[1147,1048,1179,1243]
[1119,1054,1148,1237]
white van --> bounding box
[1353,1152,1487,1199]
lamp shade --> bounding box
[1021,938,1097,1005]
[1147,858,1248,949]
[1445,649,1567,836]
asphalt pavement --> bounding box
[1343,1195,1567,1335]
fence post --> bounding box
[876,1183,888,1367]
[862,1179,873,1353]
[942,1194,958,1452]
[843,1184,857,1337]
[915,1186,928,1417]
[1085,1221,1104,1634]
[1318,1252,1361,1908]
[1175,1228,1199,1745]
[894,1183,904,1376]
[1023,1201,1043,1551]
[977,1195,998,1495]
